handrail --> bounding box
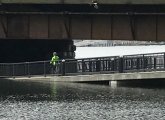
[0,52,165,78]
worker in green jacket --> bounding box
[50,52,59,73]
[50,52,59,65]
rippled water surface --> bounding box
[0,79,165,120]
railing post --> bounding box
[145,57,148,70]
[164,53,165,69]
[27,62,30,78]
[131,58,133,70]
[137,58,140,70]
[89,61,92,72]
[119,56,123,73]
[105,60,107,71]
[96,59,101,72]
[62,59,66,76]
[154,57,157,69]
[111,58,114,72]
[149,57,152,69]
[143,55,145,71]
[108,60,110,71]
[44,61,46,77]
[12,64,15,78]
[82,60,85,73]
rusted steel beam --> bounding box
[0,15,7,37]
[129,15,136,40]
[1,0,165,5]
[1,14,165,41]
[2,12,165,15]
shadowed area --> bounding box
[0,39,75,62]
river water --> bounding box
[0,79,165,120]
[75,45,165,58]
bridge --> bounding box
[1,52,165,83]
[1,0,165,62]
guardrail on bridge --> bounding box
[0,52,165,78]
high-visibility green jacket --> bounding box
[50,55,59,66]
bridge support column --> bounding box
[59,41,76,59]
[96,60,101,72]
[109,81,117,88]
[119,57,124,73]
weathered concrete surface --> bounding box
[51,71,165,82]
[8,71,165,83]
[2,0,165,4]
[8,76,52,82]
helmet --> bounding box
[53,52,56,55]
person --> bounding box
[50,52,59,74]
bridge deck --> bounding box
[7,71,165,83]
[52,71,165,82]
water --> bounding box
[75,45,165,58]
[0,79,165,120]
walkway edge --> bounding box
[7,71,165,82]
[51,71,165,82]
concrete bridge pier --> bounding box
[56,40,76,59]
[109,81,117,88]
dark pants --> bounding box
[51,64,59,74]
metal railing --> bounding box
[64,56,120,75]
[123,52,165,72]
[0,52,165,78]
[0,61,51,77]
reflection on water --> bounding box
[0,79,165,119]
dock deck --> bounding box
[8,71,165,83]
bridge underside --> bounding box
[1,4,165,41]
[1,4,165,62]
[1,14,165,41]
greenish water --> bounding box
[0,79,165,120]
